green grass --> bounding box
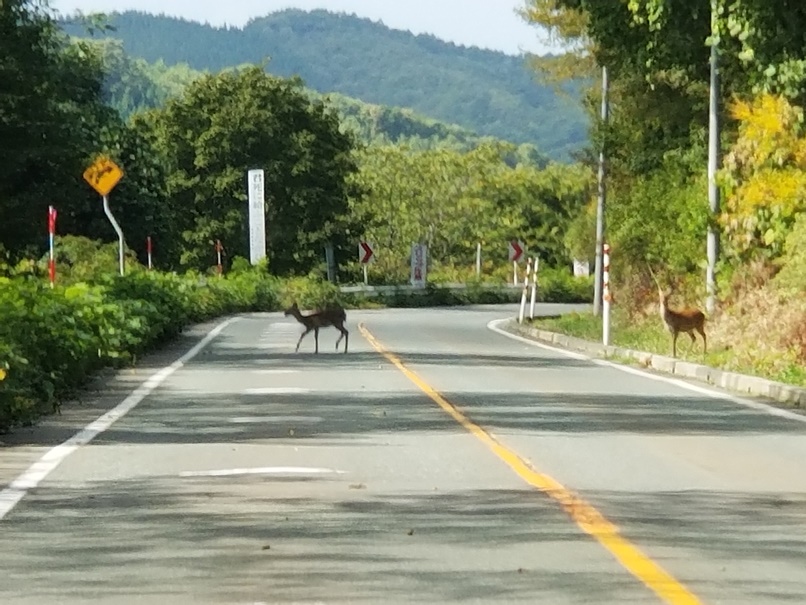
[529,310,806,388]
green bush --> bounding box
[538,266,593,303]
[0,270,286,432]
[278,275,345,310]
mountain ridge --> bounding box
[59,8,588,160]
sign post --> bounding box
[247,169,266,265]
[603,243,612,346]
[48,206,57,288]
[146,236,153,270]
[359,241,374,285]
[83,157,125,276]
[410,243,427,289]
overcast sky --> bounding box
[49,0,555,56]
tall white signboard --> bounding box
[410,243,427,288]
[248,169,266,265]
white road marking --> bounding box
[229,416,322,424]
[242,387,309,395]
[0,317,241,522]
[488,319,806,424]
[252,369,299,375]
[217,343,287,350]
[179,466,346,478]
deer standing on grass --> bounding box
[284,302,349,354]
[647,265,707,358]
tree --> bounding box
[146,65,360,274]
[350,141,590,276]
[719,94,806,260]
[0,1,141,259]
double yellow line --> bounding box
[359,323,702,605]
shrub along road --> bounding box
[1,304,805,604]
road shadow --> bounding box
[2,479,805,603]
[76,383,806,449]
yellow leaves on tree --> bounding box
[720,94,806,254]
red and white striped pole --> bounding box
[48,205,57,288]
[518,257,533,324]
[529,256,539,319]
[146,236,153,271]
[216,240,223,276]
[602,243,612,346]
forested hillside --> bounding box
[58,9,587,161]
[77,38,549,163]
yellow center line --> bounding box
[358,323,703,605]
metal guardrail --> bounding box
[339,283,522,296]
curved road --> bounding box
[1,304,805,604]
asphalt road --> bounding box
[1,303,805,604]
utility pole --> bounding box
[593,65,609,317]
[706,2,720,315]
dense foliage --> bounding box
[349,142,591,282]
[523,0,806,377]
[0,267,280,431]
[138,65,361,274]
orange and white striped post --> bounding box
[146,236,153,271]
[529,256,539,319]
[215,239,224,276]
[602,243,612,346]
[47,206,57,288]
[518,257,533,324]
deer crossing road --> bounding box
[1,304,805,604]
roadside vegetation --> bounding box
[521,1,806,392]
[0,236,591,432]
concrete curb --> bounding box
[507,320,806,410]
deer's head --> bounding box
[284,302,299,317]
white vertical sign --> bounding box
[248,169,266,265]
[573,259,591,277]
[410,243,427,288]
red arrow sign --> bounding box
[359,241,375,264]
[508,240,524,262]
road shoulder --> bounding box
[493,317,806,416]
[0,317,236,491]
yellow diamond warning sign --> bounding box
[83,157,123,196]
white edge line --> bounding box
[0,316,241,521]
[487,318,806,425]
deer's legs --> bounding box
[672,332,679,358]
[697,326,707,353]
[296,327,312,352]
[335,326,349,353]
[314,327,319,354]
